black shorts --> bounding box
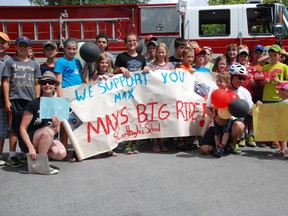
[200,127,216,147]
[200,119,245,148]
[10,99,30,135]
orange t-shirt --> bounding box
[179,64,192,71]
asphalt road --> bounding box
[1,141,288,216]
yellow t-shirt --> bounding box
[262,62,288,101]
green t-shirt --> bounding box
[262,62,288,101]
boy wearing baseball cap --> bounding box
[261,44,288,103]
[40,41,58,75]
[0,32,11,62]
[260,44,288,149]
[2,35,41,167]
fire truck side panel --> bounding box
[0,5,142,56]
[139,5,179,56]
[184,4,279,55]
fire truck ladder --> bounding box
[1,10,129,48]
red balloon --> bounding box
[211,89,230,108]
[229,91,239,102]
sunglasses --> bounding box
[40,80,56,85]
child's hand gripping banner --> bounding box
[63,69,217,160]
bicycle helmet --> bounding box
[229,64,248,77]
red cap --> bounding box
[145,34,157,42]
[195,48,207,56]
[0,32,10,43]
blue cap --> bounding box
[253,45,264,52]
[15,36,32,46]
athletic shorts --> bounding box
[10,99,30,135]
[200,119,245,147]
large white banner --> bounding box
[63,69,217,160]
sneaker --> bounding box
[50,166,59,175]
[212,146,224,158]
[192,136,200,146]
[6,156,23,168]
[0,159,6,166]
[238,138,246,147]
[124,143,133,155]
[19,153,27,164]
[131,143,139,154]
[270,141,280,149]
[245,135,256,147]
[229,143,241,154]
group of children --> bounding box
[0,30,288,169]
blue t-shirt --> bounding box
[54,57,83,88]
[193,65,210,72]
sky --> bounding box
[0,0,208,6]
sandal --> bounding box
[274,150,285,156]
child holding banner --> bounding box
[20,71,66,174]
[147,43,174,71]
[179,47,196,74]
[54,38,83,160]
[177,47,199,150]
[114,33,148,154]
[88,53,117,157]
[114,33,148,78]
[89,53,114,81]
[147,42,175,152]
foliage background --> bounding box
[208,0,288,6]
[29,0,288,6]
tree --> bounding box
[208,0,288,6]
[29,0,150,5]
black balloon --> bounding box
[228,99,249,118]
[80,42,100,62]
[136,42,144,54]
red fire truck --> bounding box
[0,1,288,58]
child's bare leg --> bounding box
[60,125,68,150]
[280,141,287,152]
[214,135,221,146]
[9,133,18,157]
[221,132,230,147]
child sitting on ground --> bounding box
[211,73,234,158]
